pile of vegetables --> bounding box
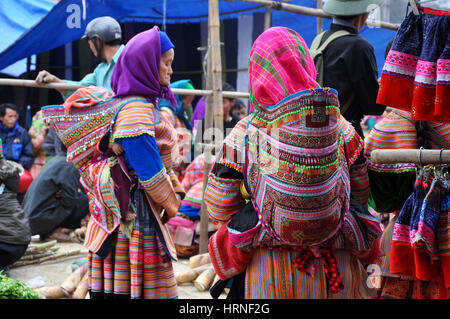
[0,271,41,299]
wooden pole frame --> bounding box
[198,0,224,254]
[239,0,400,31]
[316,0,323,35]
[371,149,450,165]
[264,6,272,30]
[0,78,250,99]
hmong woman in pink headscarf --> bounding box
[205,27,382,299]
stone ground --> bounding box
[8,239,225,299]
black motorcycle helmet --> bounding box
[82,16,122,62]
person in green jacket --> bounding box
[35,16,124,100]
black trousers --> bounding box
[59,192,90,229]
[0,242,28,269]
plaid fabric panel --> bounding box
[248,27,319,111]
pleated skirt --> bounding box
[88,189,178,299]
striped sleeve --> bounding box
[111,101,156,141]
[112,101,180,217]
[337,115,364,166]
[168,169,185,196]
[205,120,248,223]
[349,161,369,205]
[155,113,179,170]
[204,171,245,223]
[218,117,249,172]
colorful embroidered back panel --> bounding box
[243,88,351,246]
[41,87,147,170]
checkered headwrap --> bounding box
[248,27,319,112]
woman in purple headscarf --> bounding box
[88,26,185,299]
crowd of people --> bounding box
[0,0,448,299]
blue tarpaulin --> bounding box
[0,0,397,77]
[0,0,56,76]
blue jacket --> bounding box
[0,122,34,170]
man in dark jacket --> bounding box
[0,103,34,170]
[43,126,65,163]
[0,139,31,275]
[22,145,89,241]
[311,0,386,138]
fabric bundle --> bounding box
[377,7,449,122]
[41,86,149,170]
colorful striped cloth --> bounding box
[112,101,181,217]
[160,109,191,169]
[41,86,148,170]
[390,177,442,281]
[111,100,157,141]
[438,193,450,288]
[365,110,450,174]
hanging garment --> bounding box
[438,190,450,288]
[377,7,450,122]
[391,175,444,281]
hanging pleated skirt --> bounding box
[377,7,450,122]
[88,189,178,299]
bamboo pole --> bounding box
[18,251,56,261]
[175,263,213,285]
[11,249,83,268]
[23,240,57,255]
[316,0,323,35]
[189,252,212,268]
[0,78,250,99]
[371,149,450,165]
[240,0,399,31]
[208,0,224,147]
[198,0,224,255]
[264,6,272,30]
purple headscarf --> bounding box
[191,96,206,128]
[110,26,177,108]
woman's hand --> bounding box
[160,209,170,224]
[109,142,124,156]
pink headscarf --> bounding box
[248,27,319,112]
